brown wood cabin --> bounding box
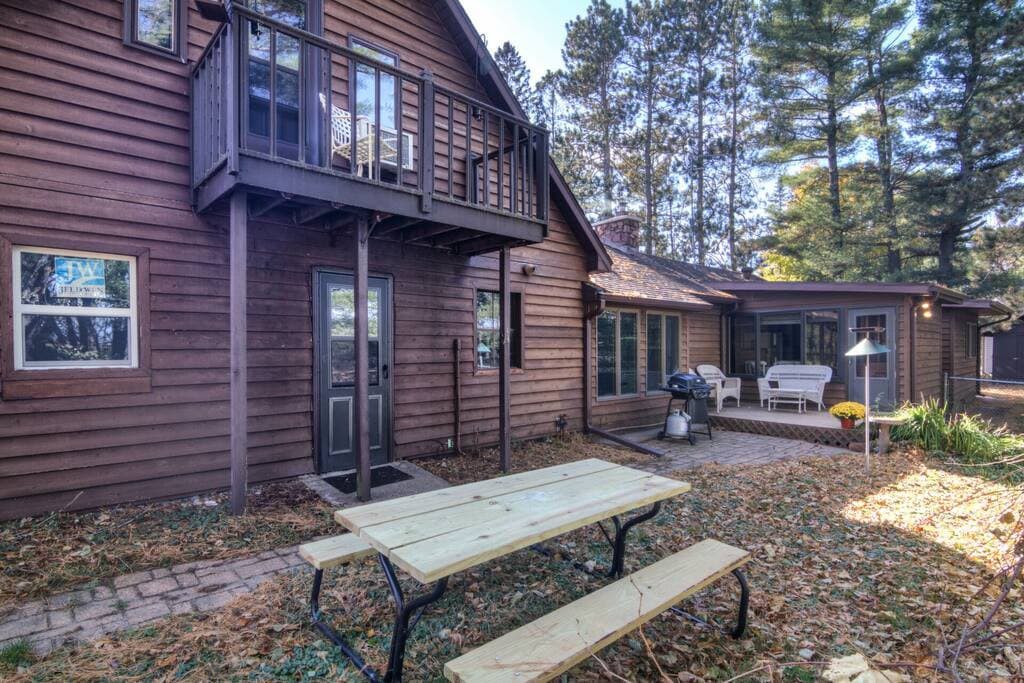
[0,0,612,519]
[585,216,1014,431]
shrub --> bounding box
[829,401,866,421]
[891,399,1024,465]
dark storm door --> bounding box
[316,272,391,472]
[847,307,896,410]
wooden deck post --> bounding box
[354,214,371,501]
[499,246,511,473]
[229,190,248,515]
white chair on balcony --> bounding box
[696,364,742,413]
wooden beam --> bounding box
[294,202,346,225]
[401,223,461,244]
[229,190,248,515]
[431,228,480,247]
[499,246,511,473]
[354,214,371,502]
[456,234,516,256]
[248,193,292,218]
[373,215,422,237]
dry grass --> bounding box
[5,438,1022,681]
[0,480,336,607]
[415,431,653,484]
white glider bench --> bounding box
[444,539,751,683]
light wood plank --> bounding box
[444,539,751,683]
[298,534,375,570]
[361,466,661,554]
[336,458,620,532]
[390,472,690,583]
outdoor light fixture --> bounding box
[845,336,892,471]
[521,264,536,276]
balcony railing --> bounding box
[191,4,549,227]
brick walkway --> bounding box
[0,546,305,655]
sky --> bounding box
[460,0,625,83]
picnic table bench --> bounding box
[299,458,751,682]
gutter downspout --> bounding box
[581,284,664,457]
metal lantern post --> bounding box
[844,337,891,472]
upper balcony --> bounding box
[190,4,549,253]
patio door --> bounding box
[847,307,896,410]
[316,271,391,472]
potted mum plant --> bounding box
[830,401,866,429]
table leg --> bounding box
[608,501,662,579]
[378,554,448,683]
[308,569,380,682]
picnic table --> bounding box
[301,458,750,682]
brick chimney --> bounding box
[593,215,642,249]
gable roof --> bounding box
[589,243,736,311]
[432,0,612,272]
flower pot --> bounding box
[839,417,856,430]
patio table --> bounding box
[767,388,808,413]
[331,458,690,681]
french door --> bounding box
[846,307,896,410]
[315,271,392,472]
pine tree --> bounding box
[721,0,758,269]
[755,0,872,227]
[859,0,919,276]
[621,0,682,253]
[493,41,541,120]
[672,0,728,265]
[535,70,564,137]
[562,0,629,214]
[912,0,1024,282]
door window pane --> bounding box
[804,310,838,372]
[853,314,888,378]
[136,0,175,50]
[619,312,637,395]
[597,311,616,397]
[247,1,306,151]
[330,285,380,387]
[646,314,663,391]
[729,314,757,375]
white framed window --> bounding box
[13,246,139,370]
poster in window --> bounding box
[54,257,106,298]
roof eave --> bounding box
[602,294,716,311]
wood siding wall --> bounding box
[0,0,591,519]
[589,307,722,430]
[942,309,980,410]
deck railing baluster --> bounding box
[498,118,504,213]
[394,73,403,186]
[465,103,474,204]
[527,128,534,218]
[481,111,489,208]
[373,66,381,181]
[348,57,357,176]
[447,95,454,198]
[298,38,306,164]
[268,25,277,159]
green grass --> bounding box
[0,640,32,670]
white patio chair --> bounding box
[696,364,742,413]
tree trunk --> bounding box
[695,55,706,265]
[644,76,654,254]
[727,27,739,271]
[825,69,841,225]
[869,54,900,274]
[600,79,614,210]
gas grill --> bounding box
[657,372,713,444]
